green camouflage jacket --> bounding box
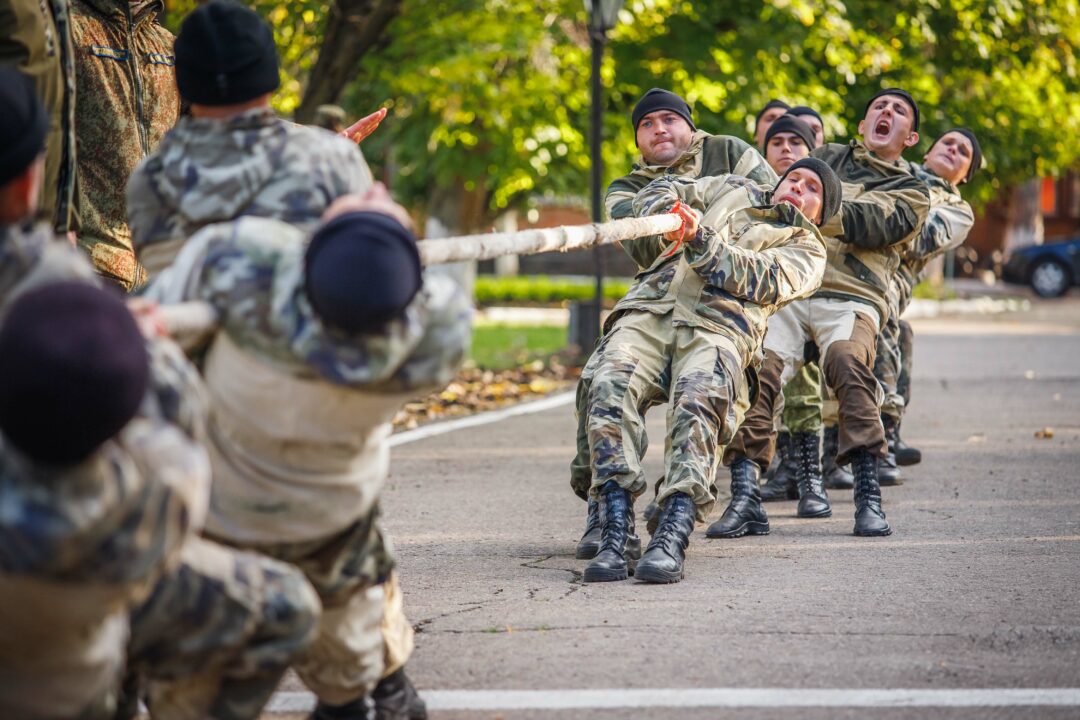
[71,0,179,291]
[811,141,930,322]
[128,107,374,276]
[0,0,79,232]
[605,130,778,270]
[620,174,826,368]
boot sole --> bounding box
[635,564,683,583]
[896,455,921,467]
[705,521,770,539]
[853,526,892,537]
[878,478,904,487]
[583,562,636,583]
[797,505,833,519]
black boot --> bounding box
[758,431,799,501]
[372,668,428,720]
[823,424,854,490]
[851,451,892,536]
[583,480,641,583]
[793,431,831,518]
[893,419,922,466]
[705,459,769,538]
[636,493,695,584]
[879,416,903,486]
[575,499,601,559]
[311,697,370,720]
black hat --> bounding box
[929,128,982,183]
[864,88,920,132]
[775,157,842,227]
[304,211,423,335]
[0,282,149,465]
[174,0,280,106]
[754,99,790,128]
[789,105,824,127]
[631,88,695,135]
[0,66,48,187]
[765,113,817,150]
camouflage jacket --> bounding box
[0,0,79,232]
[0,220,96,308]
[606,130,778,270]
[621,174,826,368]
[71,0,179,291]
[811,140,931,323]
[144,216,473,542]
[128,107,374,276]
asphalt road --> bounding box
[279,297,1080,719]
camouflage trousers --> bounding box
[127,536,320,720]
[236,508,411,706]
[779,362,823,434]
[874,311,914,423]
[580,310,750,522]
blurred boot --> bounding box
[705,459,769,538]
[636,493,695,584]
[372,668,427,720]
[575,499,601,559]
[852,451,892,537]
[759,431,798,501]
[583,480,640,583]
[823,424,854,490]
[793,431,831,518]
[879,416,903,486]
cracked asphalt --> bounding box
[276,296,1080,719]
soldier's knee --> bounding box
[265,568,322,654]
[823,341,872,387]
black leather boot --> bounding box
[823,424,854,489]
[705,459,769,538]
[793,431,831,518]
[636,493,695,584]
[311,697,371,720]
[758,431,799,501]
[879,416,903,486]
[893,418,922,466]
[372,668,428,720]
[575,499,601,559]
[851,451,892,536]
[583,480,641,582]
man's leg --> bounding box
[570,380,603,559]
[873,310,904,485]
[810,299,891,536]
[127,537,321,720]
[762,362,823,501]
[892,318,922,465]
[371,572,426,720]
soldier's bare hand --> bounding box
[127,298,168,339]
[340,108,388,145]
[664,200,699,242]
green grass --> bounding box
[470,324,566,369]
[475,275,633,305]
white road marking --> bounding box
[389,391,575,448]
[266,688,1080,712]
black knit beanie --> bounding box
[930,128,982,183]
[754,99,790,128]
[174,0,280,106]
[631,88,695,134]
[765,113,817,150]
[775,157,842,226]
[304,211,423,335]
[0,282,149,465]
[789,105,823,127]
[0,66,48,187]
[865,88,920,132]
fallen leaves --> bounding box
[1034,427,1055,439]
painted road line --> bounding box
[266,688,1080,713]
[389,391,575,448]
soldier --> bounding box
[753,98,792,150]
[790,105,826,148]
[144,186,471,720]
[571,87,777,560]
[127,0,373,276]
[875,129,979,481]
[0,67,321,720]
[581,158,840,584]
[70,0,179,290]
[714,88,930,539]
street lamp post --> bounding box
[581,0,623,355]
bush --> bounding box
[475,275,633,305]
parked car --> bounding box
[1001,236,1080,297]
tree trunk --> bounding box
[1004,179,1045,252]
[294,0,403,124]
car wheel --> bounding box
[1030,258,1071,298]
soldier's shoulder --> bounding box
[282,122,363,161]
[811,143,849,164]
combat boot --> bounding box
[758,431,799,501]
[893,418,922,466]
[823,424,854,490]
[636,493,695,584]
[705,459,769,538]
[372,668,428,720]
[793,431,831,518]
[583,480,641,583]
[851,451,892,537]
[311,697,371,720]
[575,499,601,559]
[879,415,903,486]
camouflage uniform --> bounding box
[875,161,973,421]
[0,0,79,232]
[582,175,826,520]
[70,0,179,290]
[0,221,321,720]
[570,130,777,500]
[725,140,930,469]
[780,363,823,433]
[145,216,472,704]
[128,106,373,275]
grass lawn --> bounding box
[471,324,567,370]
